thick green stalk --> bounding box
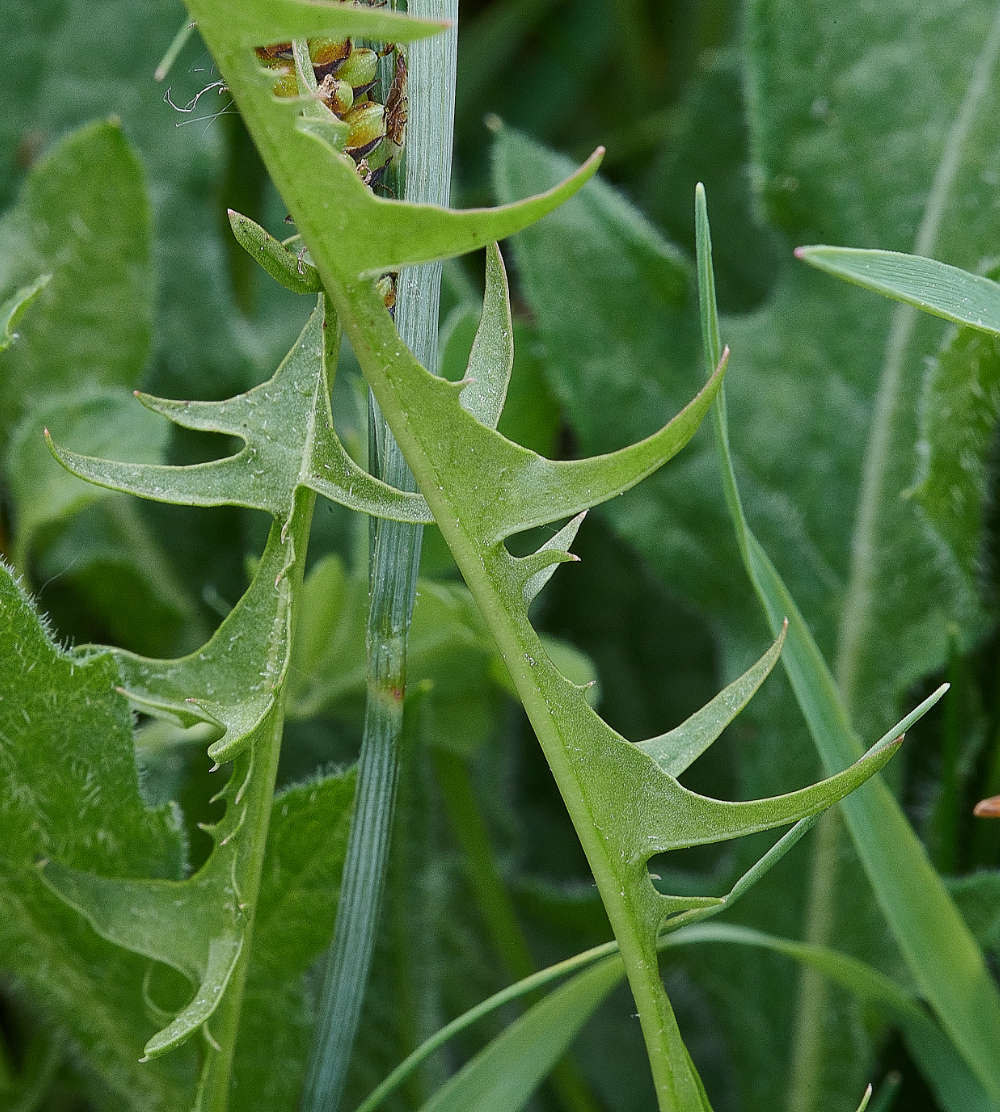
[444,552,712,1112]
[299,6,457,1111]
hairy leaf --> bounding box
[39,510,306,1059]
[0,560,196,1110]
[0,121,152,443]
[913,318,1000,579]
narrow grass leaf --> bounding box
[795,247,1000,335]
[669,923,1000,1112]
[418,956,622,1112]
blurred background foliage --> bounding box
[2,1,999,1110]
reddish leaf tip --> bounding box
[974,795,1000,818]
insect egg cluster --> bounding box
[255,37,407,189]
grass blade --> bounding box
[794,247,1000,336]
[417,956,622,1112]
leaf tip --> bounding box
[974,795,1000,818]
[583,146,606,175]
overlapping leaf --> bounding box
[182,6,938,1103]
[36,306,361,1086]
[47,304,430,529]
[0,560,197,1111]
[492,3,1000,1102]
[40,507,306,1064]
[21,2,611,1101]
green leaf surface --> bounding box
[39,482,314,1091]
[947,870,1000,953]
[0,559,195,1110]
[795,247,1000,335]
[111,502,302,766]
[912,313,1000,579]
[341,279,727,551]
[0,120,152,447]
[6,389,169,569]
[31,497,207,659]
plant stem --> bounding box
[299,6,457,1110]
